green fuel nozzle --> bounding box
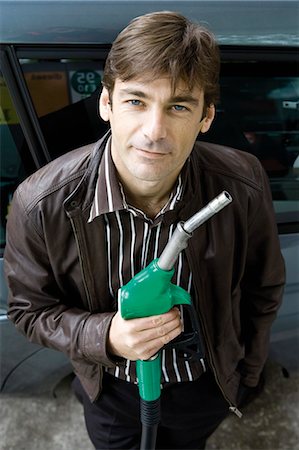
[119,257,191,402]
[118,191,232,449]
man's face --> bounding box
[100,77,214,189]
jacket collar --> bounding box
[63,130,111,217]
[64,130,198,224]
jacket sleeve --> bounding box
[240,164,285,387]
[4,186,116,368]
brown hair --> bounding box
[102,11,220,108]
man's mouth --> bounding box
[133,146,170,158]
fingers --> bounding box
[129,319,182,361]
[133,307,181,331]
[141,308,182,342]
[107,308,182,361]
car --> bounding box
[0,0,298,395]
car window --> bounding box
[20,58,108,159]
[202,62,299,230]
[223,75,298,225]
[0,73,32,257]
[21,59,103,116]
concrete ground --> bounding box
[0,360,298,450]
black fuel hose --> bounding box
[140,398,160,450]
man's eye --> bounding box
[128,99,142,106]
[172,105,187,111]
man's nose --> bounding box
[142,108,167,142]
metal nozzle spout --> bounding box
[157,191,232,271]
[183,191,232,233]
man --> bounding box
[4,11,285,450]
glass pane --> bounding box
[204,72,299,225]
[0,75,29,253]
[20,60,104,116]
[20,58,109,159]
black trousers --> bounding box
[72,371,230,450]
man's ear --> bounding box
[200,104,215,134]
[99,87,111,122]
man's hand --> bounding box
[107,307,182,361]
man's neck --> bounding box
[122,180,174,219]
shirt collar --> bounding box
[88,138,122,221]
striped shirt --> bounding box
[88,138,206,385]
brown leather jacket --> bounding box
[4,132,285,411]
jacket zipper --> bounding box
[69,214,94,312]
[198,313,243,418]
[197,305,243,418]
[186,243,242,418]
